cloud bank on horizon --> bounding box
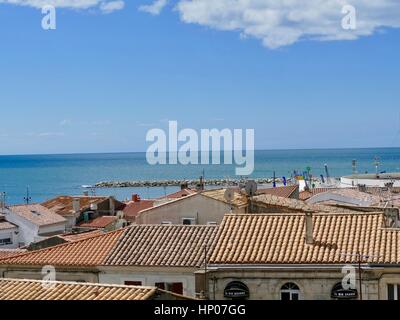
[0,0,125,13]
[2,0,400,48]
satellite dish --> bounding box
[224,188,235,203]
[245,180,258,197]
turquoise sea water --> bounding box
[0,148,399,205]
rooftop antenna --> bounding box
[24,186,32,205]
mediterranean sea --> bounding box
[0,148,399,205]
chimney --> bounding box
[304,212,314,245]
[132,194,140,202]
[384,208,399,228]
[109,197,115,216]
[72,198,80,214]
[181,182,188,190]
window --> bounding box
[125,281,142,286]
[280,283,300,301]
[155,282,184,295]
[388,284,400,300]
[0,238,12,246]
[182,218,195,225]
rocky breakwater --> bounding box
[93,177,291,188]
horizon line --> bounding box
[1,146,400,157]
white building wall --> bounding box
[0,227,19,249]
[99,271,196,297]
[136,194,243,225]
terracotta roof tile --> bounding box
[8,204,66,226]
[123,200,155,220]
[0,221,18,230]
[257,185,298,198]
[252,194,359,213]
[201,189,248,207]
[0,229,123,266]
[0,279,158,300]
[158,189,198,200]
[58,230,104,242]
[0,225,218,268]
[105,225,218,267]
[42,196,114,216]
[78,216,117,229]
[0,249,27,260]
[210,213,400,265]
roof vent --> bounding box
[31,210,40,216]
[384,208,400,228]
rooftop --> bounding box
[42,196,120,216]
[0,221,18,230]
[123,199,155,221]
[0,249,27,260]
[0,278,165,300]
[8,204,66,227]
[257,185,299,198]
[252,194,359,214]
[158,188,198,200]
[78,216,117,229]
[201,189,248,208]
[0,224,218,268]
[58,230,104,242]
[210,212,400,265]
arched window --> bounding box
[280,283,300,301]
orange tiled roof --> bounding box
[252,194,359,213]
[0,249,27,260]
[42,196,111,216]
[0,225,218,268]
[158,189,198,200]
[210,213,400,265]
[78,216,117,229]
[0,229,124,266]
[201,189,248,207]
[58,230,104,242]
[105,225,218,267]
[257,185,298,198]
[123,200,155,220]
[8,204,66,226]
[0,279,158,300]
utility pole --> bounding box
[341,251,381,301]
[204,244,208,299]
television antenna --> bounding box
[24,186,32,205]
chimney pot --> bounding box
[72,198,80,214]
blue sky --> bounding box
[0,1,399,155]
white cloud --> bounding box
[173,0,400,48]
[37,132,65,137]
[139,0,168,15]
[100,0,124,14]
[0,0,125,13]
